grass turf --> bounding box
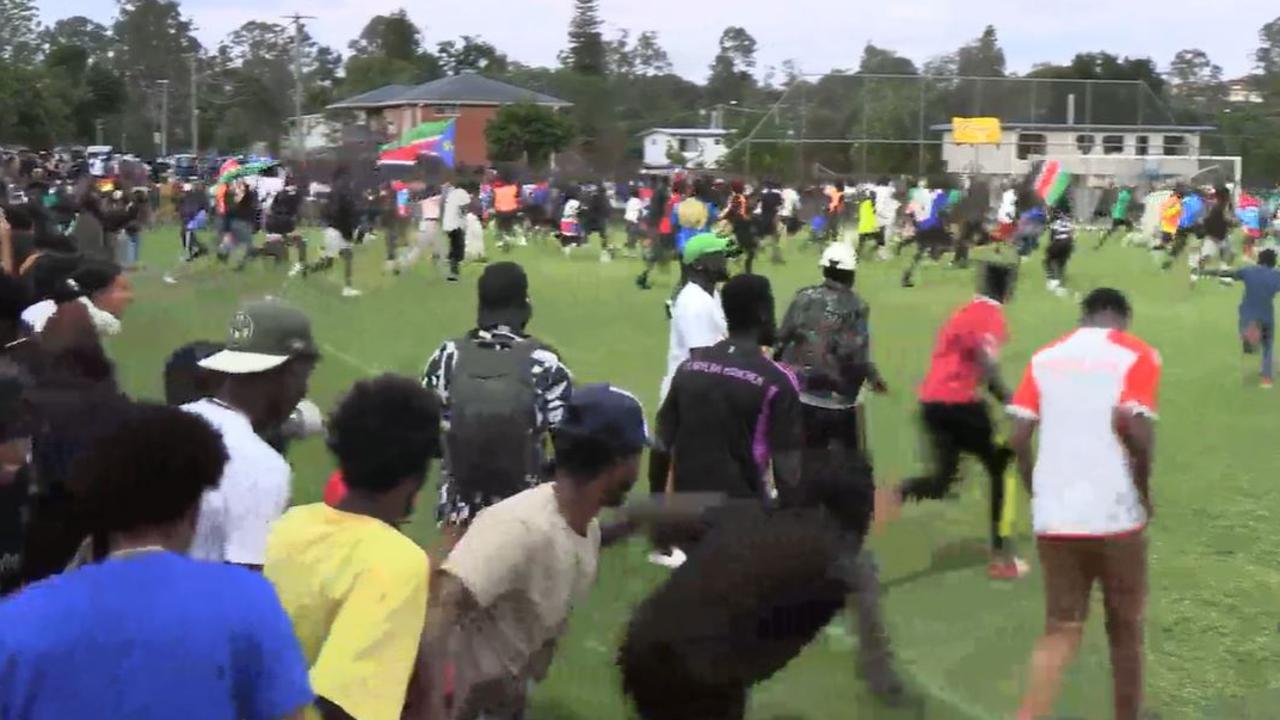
[109,225,1280,719]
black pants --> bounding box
[1045,239,1074,283]
[900,402,1011,551]
[901,226,950,284]
[956,219,988,265]
[447,228,465,271]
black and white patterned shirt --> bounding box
[422,326,573,525]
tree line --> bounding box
[2,0,1279,182]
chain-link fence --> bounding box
[733,73,1181,179]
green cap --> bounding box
[199,299,318,375]
[682,232,730,265]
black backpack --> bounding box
[445,337,541,499]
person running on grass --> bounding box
[1010,288,1160,720]
[184,299,320,569]
[420,384,650,720]
[265,375,441,720]
[895,262,1027,580]
[308,167,361,297]
[1095,184,1134,249]
[773,242,904,701]
[1044,202,1075,298]
[1201,248,1280,388]
[0,403,314,720]
[648,233,730,567]
[421,262,573,554]
[1191,184,1235,282]
[656,273,803,516]
[635,177,678,290]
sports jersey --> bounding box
[1009,327,1161,537]
[918,297,1008,404]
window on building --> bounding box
[1102,135,1125,155]
[649,137,661,147]
[679,138,700,153]
[1016,133,1047,160]
[431,104,461,117]
[1075,134,1096,155]
[1135,135,1149,156]
[1163,135,1187,156]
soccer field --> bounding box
[111,225,1280,719]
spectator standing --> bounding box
[1010,289,1160,720]
[184,300,319,568]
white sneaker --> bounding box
[599,250,612,264]
[383,259,397,274]
[647,547,687,569]
[562,245,572,257]
[162,274,178,285]
[341,286,363,298]
[1046,279,1059,291]
[287,263,304,278]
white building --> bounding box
[639,128,730,171]
[934,122,1214,181]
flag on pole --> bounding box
[378,119,457,168]
[1033,159,1072,208]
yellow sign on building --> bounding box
[952,117,1003,145]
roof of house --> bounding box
[640,128,730,137]
[328,74,570,110]
[931,122,1215,133]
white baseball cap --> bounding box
[820,242,858,272]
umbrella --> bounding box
[215,161,274,186]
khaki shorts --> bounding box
[1037,532,1147,627]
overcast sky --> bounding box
[38,0,1271,81]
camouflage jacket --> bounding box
[775,280,881,409]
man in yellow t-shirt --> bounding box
[1159,189,1183,246]
[265,375,441,720]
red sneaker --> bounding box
[1262,379,1274,390]
[988,556,1030,580]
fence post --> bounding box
[861,76,870,175]
[917,77,926,176]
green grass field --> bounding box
[110,224,1280,719]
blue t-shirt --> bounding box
[0,552,313,720]
[1235,265,1280,324]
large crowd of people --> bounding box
[4,146,1280,720]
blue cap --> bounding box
[556,383,649,453]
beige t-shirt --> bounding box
[443,483,599,713]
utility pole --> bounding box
[95,119,105,145]
[158,79,170,157]
[282,12,317,162]
[190,54,199,157]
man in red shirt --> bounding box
[1009,288,1158,720]
[896,262,1025,579]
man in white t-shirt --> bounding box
[183,299,319,568]
[442,182,473,282]
[1008,288,1160,720]
[650,232,729,568]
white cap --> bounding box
[820,242,858,271]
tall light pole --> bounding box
[158,79,170,157]
[282,12,316,162]
[190,54,199,157]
